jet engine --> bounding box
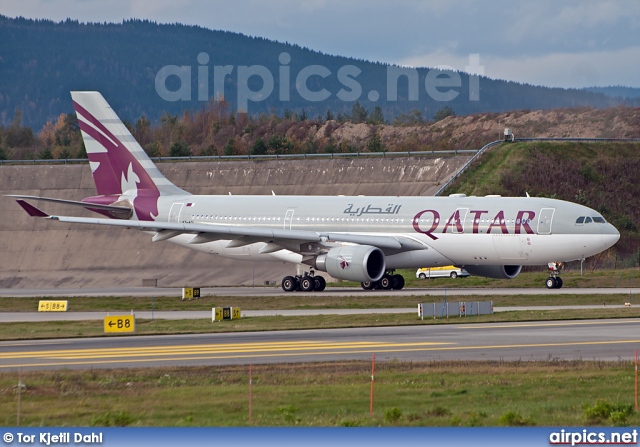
[311,245,385,282]
[463,265,522,279]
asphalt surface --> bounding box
[1,286,639,297]
[1,286,638,371]
[0,318,638,371]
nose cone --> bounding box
[602,223,620,249]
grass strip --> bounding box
[0,360,637,427]
[1,292,638,313]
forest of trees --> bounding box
[1,15,637,131]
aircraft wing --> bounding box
[15,200,424,255]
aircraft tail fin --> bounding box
[71,91,189,221]
[71,91,188,198]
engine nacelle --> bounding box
[312,245,385,282]
[463,265,522,279]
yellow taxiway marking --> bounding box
[0,341,451,360]
[1,339,640,369]
[1,339,640,370]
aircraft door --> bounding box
[169,203,184,223]
[284,209,295,230]
[537,208,555,235]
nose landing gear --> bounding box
[545,262,564,289]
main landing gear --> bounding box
[281,271,327,292]
[545,262,564,289]
[361,271,405,290]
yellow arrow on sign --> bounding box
[104,315,135,333]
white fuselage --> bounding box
[150,193,620,269]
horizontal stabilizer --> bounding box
[7,195,132,216]
[15,200,49,217]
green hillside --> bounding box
[445,141,640,267]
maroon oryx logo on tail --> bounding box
[73,99,160,221]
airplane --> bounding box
[9,92,620,291]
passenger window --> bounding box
[575,216,585,224]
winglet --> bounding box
[16,200,49,217]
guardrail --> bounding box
[434,140,503,196]
[0,149,478,166]
[516,137,640,143]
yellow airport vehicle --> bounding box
[416,266,469,279]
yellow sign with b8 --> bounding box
[104,315,135,333]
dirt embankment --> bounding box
[297,107,640,153]
[11,105,639,162]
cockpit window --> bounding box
[576,216,606,225]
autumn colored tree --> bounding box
[38,120,56,147]
[135,115,151,147]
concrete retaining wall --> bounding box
[0,155,470,288]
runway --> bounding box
[1,286,638,298]
[1,318,638,371]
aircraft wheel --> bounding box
[545,277,557,289]
[379,274,393,290]
[314,276,326,292]
[555,277,563,289]
[361,281,375,290]
[300,276,316,292]
[392,274,405,290]
[282,276,297,292]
